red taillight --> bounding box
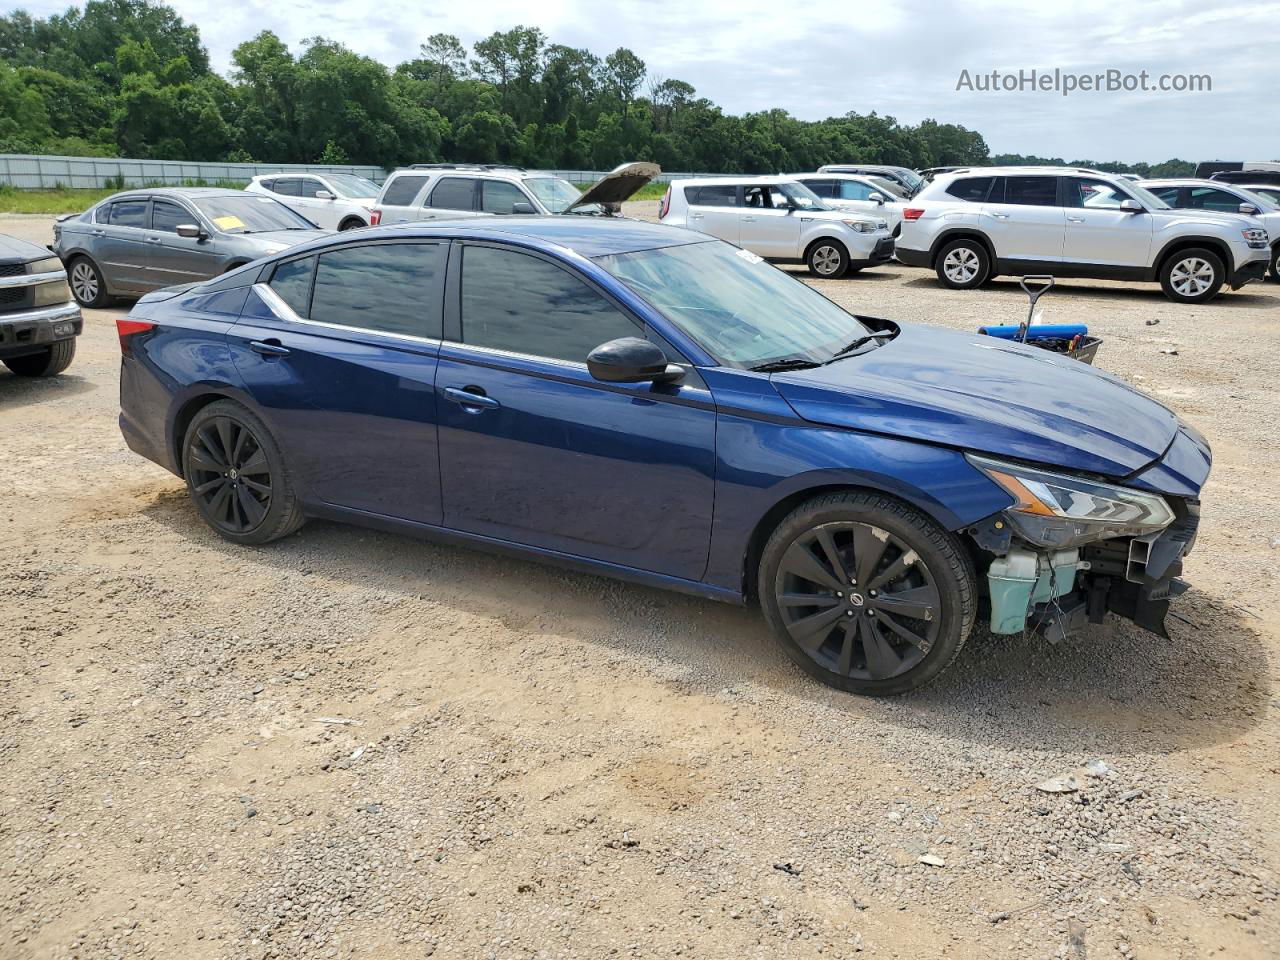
[658,187,671,220]
[903,207,925,221]
[369,209,382,226]
[116,318,154,358]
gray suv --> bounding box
[53,188,330,306]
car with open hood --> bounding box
[369,162,659,226]
[112,218,1208,697]
[52,188,331,307]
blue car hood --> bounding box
[770,323,1178,478]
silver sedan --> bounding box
[53,187,331,306]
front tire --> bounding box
[806,239,849,278]
[934,238,990,289]
[339,217,367,231]
[182,400,305,545]
[1270,245,1279,282]
[3,339,75,377]
[758,491,976,696]
[67,257,109,308]
[1160,247,1224,303]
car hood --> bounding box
[770,322,1178,478]
[567,162,661,212]
[0,232,53,262]
[240,229,332,251]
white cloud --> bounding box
[20,0,1280,162]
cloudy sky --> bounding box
[24,0,1280,162]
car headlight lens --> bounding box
[29,257,65,275]
[841,219,876,233]
[32,279,72,306]
[967,453,1175,546]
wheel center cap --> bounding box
[849,593,865,607]
[228,469,239,480]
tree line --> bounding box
[0,0,1196,177]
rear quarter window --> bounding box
[380,175,430,207]
[944,177,994,202]
[310,243,447,338]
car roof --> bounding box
[284,217,711,260]
[96,187,250,202]
[936,166,1109,177]
[1142,178,1244,187]
[670,175,794,187]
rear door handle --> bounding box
[444,386,500,411]
[1066,216,1085,223]
[989,212,1009,219]
[742,216,756,222]
[249,339,290,357]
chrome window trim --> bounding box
[441,338,589,371]
[251,281,441,347]
[0,270,66,289]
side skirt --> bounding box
[304,501,746,606]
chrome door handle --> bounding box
[690,213,703,219]
[989,212,1009,219]
[1066,216,1085,223]
[742,216,756,222]
[444,386,500,411]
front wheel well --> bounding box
[1154,238,1232,276]
[804,236,849,259]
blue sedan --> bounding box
[115,219,1210,695]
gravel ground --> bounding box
[2,211,1278,960]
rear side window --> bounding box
[108,200,148,227]
[1003,176,1059,206]
[459,246,640,363]
[481,180,529,214]
[945,177,994,202]
[685,185,738,207]
[310,243,447,338]
[428,177,475,211]
[269,256,315,317]
[1065,178,1130,209]
[273,179,302,197]
[380,175,429,207]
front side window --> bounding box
[1187,187,1245,212]
[459,246,640,363]
[744,183,827,211]
[296,178,326,198]
[838,181,877,201]
[194,196,314,234]
[269,256,315,317]
[380,175,429,207]
[108,200,148,227]
[481,180,530,215]
[1002,176,1059,206]
[310,243,447,338]
[945,177,993,202]
[1066,178,1130,209]
[597,239,869,368]
[151,200,194,233]
[428,177,476,211]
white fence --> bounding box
[0,154,387,189]
[0,155,734,190]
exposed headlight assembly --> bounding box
[841,219,877,233]
[967,453,1175,548]
[1242,227,1269,248]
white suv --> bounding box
[789,173,906,233]
[1142,178,1280,280]
[659,176,894,278]
[370,162,657,225]
[896,167,1271,303]
[245,173,381,231]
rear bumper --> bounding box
[1229,257,1269,289]
[893,245,930,268]
[0,302,82,359]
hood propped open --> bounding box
[567,162,661,213]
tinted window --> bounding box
[1188,187,1244,212]
[297,178,326,198]
[108,200,148,228]
[381,175,429,207]
[259,178,276,191]
[686,185,738,207]
[269,256,315,317]
[310,243,447,338]
[945,177,993,202]
[428,177,475,211]
[481,180,529,214]
[1003,176,1059,206]
[1146,186,1180,205]
[838,181,877,201]
[273,178,302,197]
[151,200,193,233]
[803,180,837,199]
[460,246,640,363]
[1065,178,1130,209]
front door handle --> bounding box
[444,386,500,411]
[249,339,290,357]
[988,212,1009,219]
[1066,216,1085,223]
[742,216,756,222]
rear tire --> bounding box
[806,239,849,278]
[1159,247,1224,303]
[758,491,976,696]
[3,338,76,377]
[339,217,367,231]
[182,400,305,546]
[67,256,109,308]
[1270,246,1279,282]
[934,238,990,289]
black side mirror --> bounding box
[511,202,536,215]
[587,337,684,384]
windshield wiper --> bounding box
[825,331,895,363]
[750,357,823,372]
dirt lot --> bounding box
[2,210,1278,960]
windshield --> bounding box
[1250,186,1280,204]
[324,174,380,199]
[1235,186,1279,211]
[195,195,315,234]
[895,169,926,192]
[596,239,870,368]
[524,176,592,214]
[1123,182,1173,210]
